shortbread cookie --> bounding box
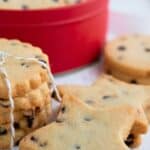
[104,35,150,85]
[0,82,50,114]
[20,95,145,150]
[0,93,51,124]
[0,38,49,99]
[94,74,150,123]
[0,104,51,149]
[58,75,149,147]
[0,0,65,10]
[105,65,150,84]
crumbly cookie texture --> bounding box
[0,103,51,150]
[0,93,51,125]
[20,95,144,150]
[104,35,150,85]
[0,0,65,10]
[0,82,50,113]
[58,74,149,147]
[0,38,49,99]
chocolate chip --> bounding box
[21,62,30,68]
[24,115,34,128]
[2,0,8,2]
[84,117,92,122]
[22,4,29,10]
[85,100,94,105]
[14,122,20,129]
[102,95,111,100]
[31,136,38,142]
[10,42,18,46]
[23,44,28,48]
[41,65,46,69]
[39,142,48,147]
[106,70,112,75]
[0,127,7,136]
[35,107,41,114]
[15,140,20,146]
[56,119,64,123]
[118,46,126,51]
[145,48,150,52]
[61,106,66,113]
[75,145,81,149]
[125,134,134,147]
[130,80,138,84]
[39,59,47,64]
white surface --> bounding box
[15,0,150,149]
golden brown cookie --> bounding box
[0,82,50,113]
[20,95,145,150]
[0,92,51,125]
[58,74,149,147]
[0,38,49,99]
[104,35,150,85]
[0,103,51,150]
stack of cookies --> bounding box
[0,39,52,149]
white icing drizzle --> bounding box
[0,52,61,149]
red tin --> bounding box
[0,0,108,73]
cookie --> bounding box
[105,65,150,85]
[0,38,50,99]
[64,0,82,4]
[0,0,65,10]
[0,103,51,150]
[58,74,149,147]
[0,82,50,114]
[20,95,145,150]
[0,93,51,125]
[95,74,150,123]
[104,35,150,85]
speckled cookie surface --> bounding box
[0,38,49,99]
[0,82,50,113]
[104,35,150,85]
[0,93,51,124]
[0,103,51,150]
[58,74,149,147]
[0,0,65,10]
[20,95,143,150]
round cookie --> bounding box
[0,38,49,99]
[104,35,150,85]
[0,82,50,113]
[0,104,51,150]
[0,0,65,10]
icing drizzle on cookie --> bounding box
[0,51,61,149]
